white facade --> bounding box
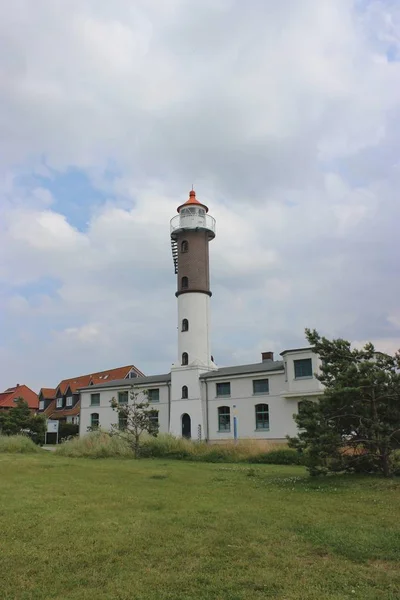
[79,382,169,435]
[79,349,322,441]
[176,293,214,370]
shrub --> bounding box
[0,435,41,454]
[55,430,133,458]
[58,422,79,442]
[140,434,295,464]
[248,448,304,465]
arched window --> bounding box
[182,352,189,366]
[181,240,189,253]
[255,404,269,430]
[218,406,231,432]
[181,276,188,289]
[182,385,188,399]
[118,411,128,431]
[90,413,99,429]
[182,319,189,332]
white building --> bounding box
[79,191,323,442]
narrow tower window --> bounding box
[182,385,188,399]
[181,276,188,289]
[181,240,189,253]
[182,319,189,332]
[182,352,189,366]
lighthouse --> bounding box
[169,190,217,439]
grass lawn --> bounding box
[1,454,399,600]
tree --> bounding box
[0,398,46,445]
[288,329,400,477]
[110,389,159,458]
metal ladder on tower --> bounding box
[171,239,178,274]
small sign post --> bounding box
[233,405,238,443]
[46,419,59,445]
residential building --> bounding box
[0,384,39,411]
[39,365,144,425]
[79,190,323,441]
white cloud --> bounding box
[0,0,400,389]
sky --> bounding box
[1,0,400,392]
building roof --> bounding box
[45,404,81,418]
[177,189,209,213]
[54,364,144,395]
[39,388,56,400]
[0,385,39,409]
[279,347,313,356]
[78,373,171,391]
[200,360,284,380]
[42,364,145,419]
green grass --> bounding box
[0,434,40,453]
[1,454,400,600]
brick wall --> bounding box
[176,229,211,295]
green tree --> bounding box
[0,398,46,445]
[110,389,159,458]
[288,329,400,477]
[0,398,31,435]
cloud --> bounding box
[0,0,400,390]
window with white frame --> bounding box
[218,406,231,431]
[39,400,44,411]
[90,413,99,429]
[66,396,73,407]
[216,382,231,397]
[294,358,313,379]
[149,410,159,428]
[56,397,63,408]
[148,388,160,403]
[118,391,128,405]
[255,404,269,430]
[253,379,269,395]
[90,393,100,406]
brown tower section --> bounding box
[170,190,216,298]
[176,229,211,297]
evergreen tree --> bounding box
[288,329,400,477]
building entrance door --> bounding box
[182,413,191,439]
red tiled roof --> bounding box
[43,364,144,419]
[39,388,56,400]
[46,401,81,419]
[0,385,39,409]
[55,364,143,395]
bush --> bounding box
[248,448,304,465]
[55,430,133,458]
[140,434,296,464]
[0,435,41,454]
[58,422,79,442]
[54,431,303,465]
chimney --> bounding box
[261,352,274,362]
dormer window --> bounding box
[181,240,189,253]
[181,276,189,289]
[56,398,63,409]
[294,358,313,379]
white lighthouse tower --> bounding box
[169,189,217,439]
